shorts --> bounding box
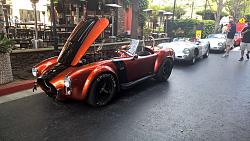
[226,38,234,47]
[240,42,250,51]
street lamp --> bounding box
[163,11,173,34]
[30,0,39,48]
[105,3,122,38]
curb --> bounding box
[0,80,35,97]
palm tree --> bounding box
[0,0,5,34]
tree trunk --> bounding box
[214,0,223,33]
[131,0,139,39]
[0,1,5,34]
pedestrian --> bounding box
[223,20,236,57]
[238,21,250,61]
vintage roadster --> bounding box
[157,38,209,64]
[200,34,226,52]
[32,17,175,106]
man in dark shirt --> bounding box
[223,20,236,57]
[239,21,250,61]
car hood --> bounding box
[202,38,225,47]
[159,42,194,53]
[57,17,109,66]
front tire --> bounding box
[156,58,173,82]
[87,73,117,107]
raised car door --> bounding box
[123,54,157,82]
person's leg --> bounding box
[223,39,232,57]
[239,42,246,61]
[246,43,250,60]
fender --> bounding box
[81,65,118,99]
[154,48,174,73]
[35,56,58,77]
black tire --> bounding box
[203,50,209,58]
[156,58,173,82]
[87,73,117,107]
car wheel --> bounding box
[203,50,209,58]
[156,58,173,82]
[87,73,117,107]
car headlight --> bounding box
[64,76,71,88]
[218,42,223,46]
[32,68,38,77]
[183,48,190,54]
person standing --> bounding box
[238,21,250,61]
[223,20,236,57]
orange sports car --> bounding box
[32,17,175,106]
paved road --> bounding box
[1,51,250,141]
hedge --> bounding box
[167,19,215,39]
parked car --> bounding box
[32,17,175,107]
[157,38,209,64]
[234,32,241,47]
[201,34,226,52]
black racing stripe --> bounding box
[112,60,128,83]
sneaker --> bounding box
[222,54,229,57]
[246,54,249,60]
[238,57,244,61]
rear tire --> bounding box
[87,73,117,107]
[156,58,173,82]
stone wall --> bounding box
[10,49,59,79]
[0,53,13,84]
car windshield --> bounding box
[207,34,225,39]
[57,18,97,66]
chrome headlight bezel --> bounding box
[64,76,71,88]
[218,42,223,46]
[183,48,191,54]
[32,68,38,77]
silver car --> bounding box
[158,38,209,64]
[201,34,226,52]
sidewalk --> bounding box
[0,80,35,97]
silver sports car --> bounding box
[200,34,226,52]
[158,38,209,64]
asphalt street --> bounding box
[1,51,250,141]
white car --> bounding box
[201,34,226,52]
[158,38,209,64]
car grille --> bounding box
[37,78,57,97]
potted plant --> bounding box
[0,34,14,84]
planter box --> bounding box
[0,53,13,84]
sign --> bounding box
[128,39,140,55]
[239,18,246,24]
[195,30,202,40]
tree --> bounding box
[213,0,224,33]
[0,1,5,34]
[225,0,247,20]
[131,0,139,39]
[196,9,228,20]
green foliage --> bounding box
[196,9,228,20]
[0,35,14,53]
[202,20,215,38]
[168,19,215,39]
